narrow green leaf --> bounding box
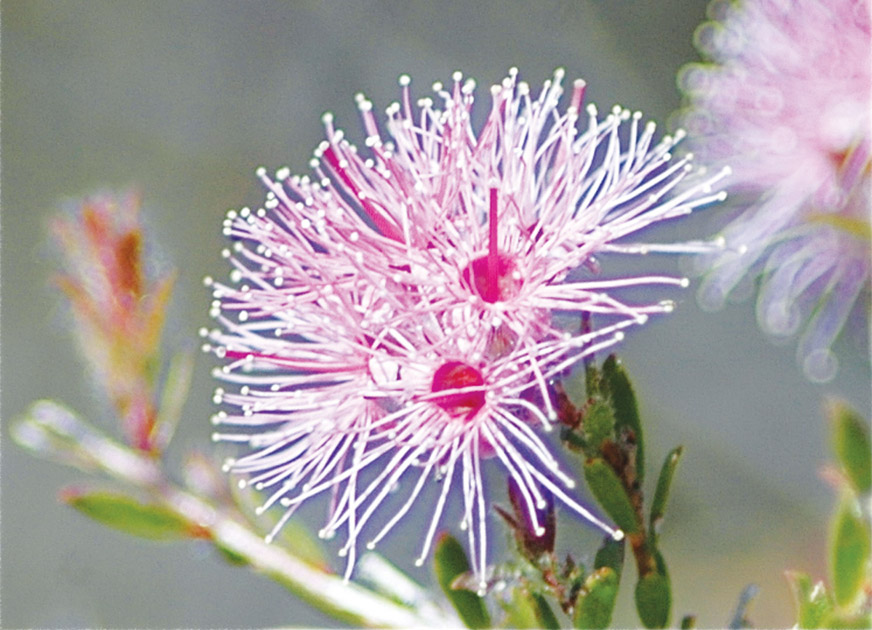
[602,355,644,481]
[829,401,871,494]
[531,591,560,630]
[785,571,832,629]
[214,540,249,566]
[433,533,491,629]
[561,427,588,452]
[650,446,684,536]
[830,496,871,608]
[594,535,625,581]
[574,567,619,629]
[635,571,671,629]
[62,488,195,540]
[583,458,639,534]
[584,400,616,452]
[584,356,601,397]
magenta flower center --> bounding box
[430,361,485,418]
[461,188,522,303]
[462,253,521,303]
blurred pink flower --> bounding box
[680,0,871,382]
[206,69,727,582]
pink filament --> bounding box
[487,188,499,302]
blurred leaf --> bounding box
[502,586,543,629]
[785,571,833,629]
[214,540,250,566]
[11,409,99,472]
[594,535,625,581]
[635,570,671,629]
[574,567,619,629]
[584,400,616,452]
[530,591,560,630]
[140,272,176,361]
[61,488,197,540]
[153,349,194,450]
[583,458,639,534]
[830,495,871,608]
[602,355,644,481]
[650,446,684,537]
[277,520,330,570]
[829,401,871,494]
[434,533,491,629]
[680,615,697,629]
[821,611,872,628]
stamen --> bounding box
[487,188,499,303]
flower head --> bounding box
[205,270,629,588]
[680,0,871,381]
[206,69,727,583]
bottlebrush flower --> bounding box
[679,0,871,382]
[204,274,630,588]
[239,68,727,362]
[206,68,728,583]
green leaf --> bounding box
[829,401,871,494]
[821,611,872,628]
[680,615,697,629]
[574,567,619,629]
[214,540,249,566]
[583,458,639,534]
[433,533,491,629]
[584,400,616,452]
[602,355,644,481]
[650,446,684,537]
[502,586,543,629]
[594,535,625,581]
[62,488,195,540]
[635,570,671,629]
[785,571,833,629]
[531,591,560,630]
[830,495,871,608]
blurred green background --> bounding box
[2,1,870,627]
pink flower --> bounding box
[205,271,630,588]
[206,69,727,583]
[680,0,871,382]
[244,69,726,360]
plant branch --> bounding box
[13,400,459,629]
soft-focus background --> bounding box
[2,2,870,628]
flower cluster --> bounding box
[204,69,727,587]
[680,0,871,382]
